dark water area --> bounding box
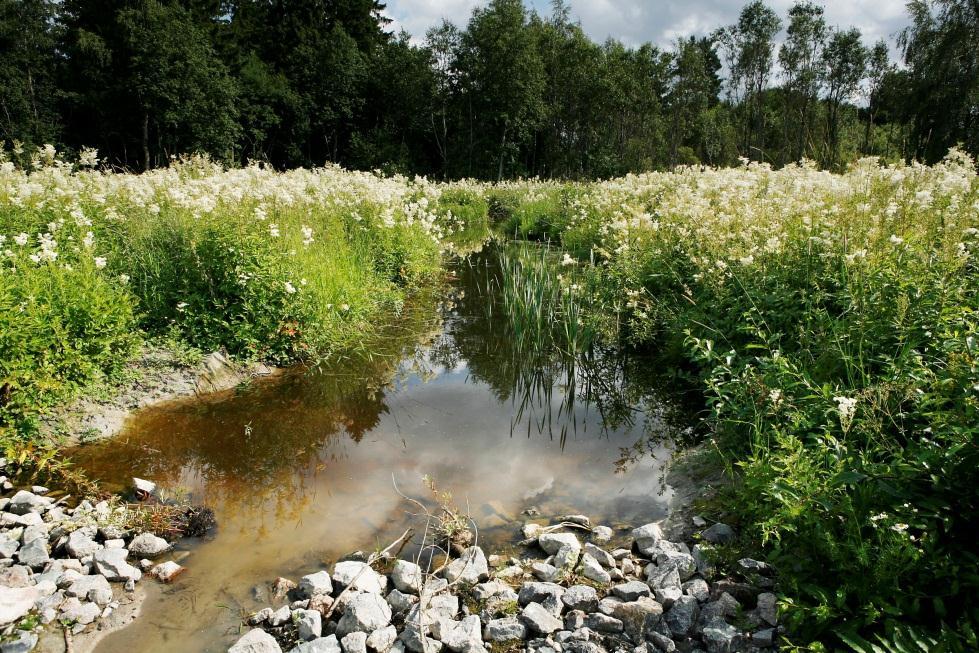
[69,245,682,652]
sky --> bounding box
[382,0,911,53]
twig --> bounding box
[321,528,413,622]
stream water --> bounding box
[69,246,680,652]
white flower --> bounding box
[94,256,107,269]
[284,281,297,294]
[341,303,350,311]
[889,234,904,245]
[14,233,28,246]
[561,253,574,266]
[119,274,130,284]
[301,225,314,246]
[270,224,280,238]
[83,231,95,248]
[176,302,188,312]
[834,395,858,430]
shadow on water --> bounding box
[70,243,686,653]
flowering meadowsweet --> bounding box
[94,257,107,269]
[284,282,297,294]
[301,225,314,246]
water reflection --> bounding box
[72,244,680,653]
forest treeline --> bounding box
[1,0,977,178]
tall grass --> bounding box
[499,151,979,650]
[0,151,485,439]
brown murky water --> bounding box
[71,247,679,652]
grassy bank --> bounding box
[0,151,488,442]
[496,152,979,650]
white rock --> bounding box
[151,561,185,583]
[341,631,368,653]
[366,625,398,653]
[230,628,283,653]
[0,585,42,626]
[93,548,141,582]
[538,532,580,555]
[390,560,423,595]
[129,532,171,558]
[631,523,664,556]
[336,591,392,636]
[442,547,488,585]
[333,561,386,594]
[299,571,334,598]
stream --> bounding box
[68,245,681,652]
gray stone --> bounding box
[300,571,335,598]
[531,562,561,582]
[17,537,49,570]
[655,552,696,581]
[438,615,483,652]
[700,524,735,545]
[590,526,613,544]
[7,491,49,515]
[699,593,740,631]
[522,602,563,635]
[0,566,31,588]
[334,561,386,594]
[296,609,323,641]
[366,625,398,653]
[385,589,417,614]
[483,616,527,642]
[702,621,741,653]
[66,574,113,606]
[538,532,580,555]
[585,612,623,633]
[59,596,101,625]
[336,591,392,636]
[66,529,102,559]
[648,631,676,652]
[230,628,283,653]
[580,554,610,585]
[270,606,292,626]
[443,547,488,585]
[249,608,274,626]
[151,561,185,583]
[562,585,598,612]
[682,578,710,602]
[0,538,18,559]
[631,523,664,556]
[653,587,682,610]
[611,597,663,642]
[612,581,651,602]
[756,593,777,627]
[93,548,141,582]
[584,543,615,569]
[290,636,342,653]
[737,558,773,576]
[391,560,423,594]
[646,564,680,590]
[751,628,775,647]
[553,545,579,570]
[342,632,368,653]
[597,597,624,616]
[664,596,699,637]
[0,585,42,626]
[0,631,38,653]
[129,532,170,558]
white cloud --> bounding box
[383,0,911,52]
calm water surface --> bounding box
[71,248,678,652]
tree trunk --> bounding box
[142,111,150,171]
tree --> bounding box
[863,39,893,153]
[117,1,239,168]
[900,0,979,161]
[456,0,545,179]
[668,37,723,166]
[822,27,867,168]
[778,1,827,162]
[0,0,61,151]
[717,0,781,160]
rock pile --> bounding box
[0,463,185,652]
[234,516,779,653]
